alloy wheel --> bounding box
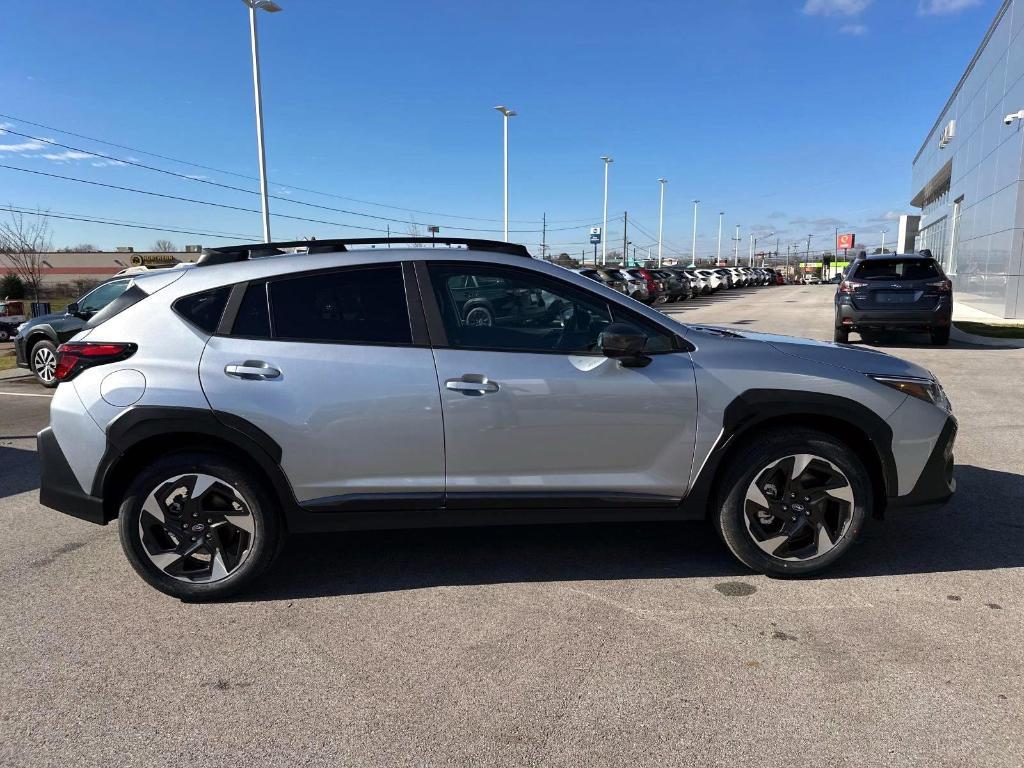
[743,454,855,561]
[137,473,256,583]
[465,307,493,327]
[32,346,56,383]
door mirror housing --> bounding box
[66,302,81,317]
[599,323,650,367]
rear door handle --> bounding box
[445,374,499,395]
[225,361,281,380]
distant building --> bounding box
[1,251,193,292]
[911,0,1024,319]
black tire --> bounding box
[118,452,283,601]
[29,339,59,388]
[714,428,871,577]
[931,326,950,345]
[463,304,493,327]
[0,327,9,342]
[833,326,849,343]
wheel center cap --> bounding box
[191,523,206,533]
[791,503,806,513]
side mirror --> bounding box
[599,323,650,367]
[66,302,81,316]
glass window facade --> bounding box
[911,0,1024,318]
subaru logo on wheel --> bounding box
[191,523,206,532]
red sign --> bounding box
[837,233,855,250]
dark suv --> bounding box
[15,277,133,386]
[833,253,953,345]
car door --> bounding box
[421,261,698,507]
[199,262,445,508]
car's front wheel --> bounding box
[833,326,849,343]
[118,452,283,600]
[715,429,871,577]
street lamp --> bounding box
[657,178,667,267]
[494,106,516,241]
[241,0,281,244]
[880,228,887,254]
[716,212,724,264]
[600,156,613,264]
[691,200,700,266]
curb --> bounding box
[0,368,31,381]
[950,325,1024,349]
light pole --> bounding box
[880,228,887,254]
[242,0,281,243]
[657,178,667,267]
[494,106,516,242]
[691,199,700,265]
[601,156,613,264]
[716,212,724,264]
[732,225,741,265]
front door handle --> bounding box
[225,361,281,380]
[445,374,499,395]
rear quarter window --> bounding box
[173,287,231,334]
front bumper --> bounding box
[887,416,957,513]
[14,334,29,369]
[38,427,108,525]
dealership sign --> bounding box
[589,226,602,244]
[837,233,855,250]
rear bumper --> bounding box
[836,299,952,329]
[887,416,957,513]
[37,427,108,525]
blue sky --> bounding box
[0,0,998,259]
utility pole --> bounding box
[621,211,628,267]
[732,225,740,265]
[600,156,613,264]
[773,237,779,268]
[541,212,547,260]
[748,233,754,267]
[691,199,700,266]
[657,178,667,267]
[806,234,813,273]
[716,212,724,264]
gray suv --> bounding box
[37,238,957,600]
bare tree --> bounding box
[0,207,53,301]
[58,243,99,252]
[152,239,177,252]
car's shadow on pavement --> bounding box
[0,444,41,499]
[239,464,1024,601]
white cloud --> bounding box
[91,159,127,168]
[0,140,48,152]
[840,23,867,35]
[184,174,208,180]
[39,150,95,162]
[803,0,871,16]
[918,0,981,14]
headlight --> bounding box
[870,375,950,410]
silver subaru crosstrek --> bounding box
[37,238,956,600]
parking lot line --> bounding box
[0,391,53,398]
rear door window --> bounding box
[268,265,412,345]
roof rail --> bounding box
[196,237,533,266]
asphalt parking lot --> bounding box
[1,285,1022,767]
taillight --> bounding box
[927,279,952,293]
[54,342,137,382]
[839,279,867,293]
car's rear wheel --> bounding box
[833,326,849,343]
[118,452,282,601]
[931,326,950,345]
[30,340,59,388]
[714,429,870,577]
[464,305,493,327]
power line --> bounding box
[4,206,261,241]
[0,113,602,226]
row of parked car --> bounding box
[574,265,782,304]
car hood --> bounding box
[17,312,65,332]
[691,326,934,378]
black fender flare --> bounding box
[684,389,898,517]
[93,406,297,523]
